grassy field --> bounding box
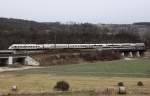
[11,58,150,77]
[0,58,150,95]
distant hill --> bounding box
[0,17,149,49]
[133,22,150,26]
[0,18,49,31]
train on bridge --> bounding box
[1,43,145,66]
[8,43,145,51]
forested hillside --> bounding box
[0,18,150,49]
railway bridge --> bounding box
[0,50,39,66]
[97,46,145,58]
[0,45,146,66]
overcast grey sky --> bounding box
[0,0,150,24]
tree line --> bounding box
[0,18,149,49]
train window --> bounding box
[122,45,129,46]
[108,45,119,46]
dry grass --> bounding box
[0,59,150,95]
[0,74,150,95]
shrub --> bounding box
[118,82,124,86]
[137,81,144,86]
[54,81,70,91]
[80,50,121,62]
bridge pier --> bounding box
[136,51,140,57]
[121,52,125,57]
[129,52,133,58]
[8,56,13,65]
[120,51,145,58]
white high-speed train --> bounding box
[8,43,145,50]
